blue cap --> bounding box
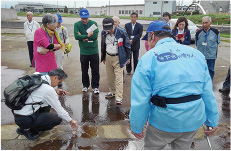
[57,14,63,23]
[79,8,90,18]
[142,20,171,40]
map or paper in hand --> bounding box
[37,46,42,52]
[87,24,98,33]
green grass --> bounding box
[220,33,230,38]
[17,12,230,25]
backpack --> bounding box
[3,74,49,110]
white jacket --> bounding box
[13,75,72,122]
[24,20,40,41]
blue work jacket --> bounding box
[195,27,220,59]
[129,37,219,133]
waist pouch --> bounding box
[150,95,201,108]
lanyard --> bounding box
[82,22,89,34]
[45,28,53,44]
[107,28,118,46]
[27,21,34,32]
[44,75,48,81]
[204,29,210,42]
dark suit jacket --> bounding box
[125,22,143,51]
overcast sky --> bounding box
[2,0,195,8]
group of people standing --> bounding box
[19,9,225,150]
[24,9,145,105]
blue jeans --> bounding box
[206,59,216,80]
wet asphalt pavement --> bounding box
[1,17,230,150]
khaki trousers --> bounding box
[144,123,198,150]
[106,54,123,100]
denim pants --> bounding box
[206,59,216,80]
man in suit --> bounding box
[125,12,143,75]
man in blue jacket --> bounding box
[101,18,131,105]
[125,12,143,75]
[129,20,219,150]
[195,16,220,80]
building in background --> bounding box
[15,1,177,17]
[15,2,65,13]
[86,6,107,16]
[87,4,145,17]
[144,0,176,17]
[199,1,230,13]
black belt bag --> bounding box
[150,95,201,108]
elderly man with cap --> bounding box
[129,20,219,150]
[56,14,70,70]
[101,18,131,105]
[74,8,100,94]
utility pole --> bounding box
[109,0,110,16]
[74,1,76,14]
[87,0,89,7]
[57,1,58,13]
[160,0,164,16]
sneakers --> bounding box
[82,87,88,92]
[82,87,100,94]
[105,92,115,99]
[16,128,39,140]
[93,88,100,94]
[116,99,122,105]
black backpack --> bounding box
[3,74,49,110]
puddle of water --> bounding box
[1,66,230,150]
[60,92,129,125]
[81,125,97,138]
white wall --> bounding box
[1,8,18,21]
[107,5,145,17]
[144,0,176,17]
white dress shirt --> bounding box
[106,34,118,55]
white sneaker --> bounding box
[105,92,115,98]
[82,87,88,92]
[93,88,100,94]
